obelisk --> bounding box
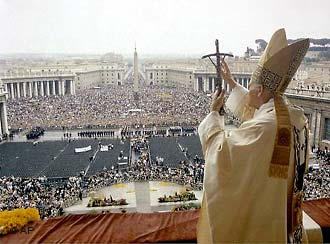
[133,45,139,101]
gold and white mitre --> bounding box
[250,29,310,178]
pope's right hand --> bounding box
[221,60,237,90]
[210,89,226,113]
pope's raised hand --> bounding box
[210,89,226,113]
[221,60,237,90]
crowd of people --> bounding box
[2,83,330,219]
[7,85,211,130]
[78,130,115,138]
[304,148,330,200]
[313,147,330,163]
[0,136,205,219]
[0,176,82,219]
[1,139,329,219]
[86,138,205,190]
[26,127,45,140]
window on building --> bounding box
[118,73,120,79]
[209,77,213,91]
[325,118,330,140]
[150,73,153,79]
[198,77,203,91]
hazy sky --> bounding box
[0,0,329,56]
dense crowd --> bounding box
[314,147,330,163]
[86,137,204,190]
[3,85,330,219]
[0,176,82,219]
[26,127,45,140]
[1,144,329,219]
[7,85,211,130]
[0,136,205,219]
[78,130,115,138]
[304,148,330,200]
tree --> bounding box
[255,39,268,54]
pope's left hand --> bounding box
[210,89,226,113]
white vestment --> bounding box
[197,85,308,243]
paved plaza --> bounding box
[65,181,202,214]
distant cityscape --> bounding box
[0,38,330,149]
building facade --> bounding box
[0,81,9,136]
[144,59,258,91]
[1,57,329,147]
[287,94,330,149]
[145,65,170,86]
[0,65,127,97]
[1,71,75,99]
[75,65,126,90]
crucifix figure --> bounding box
[202,39,233,115]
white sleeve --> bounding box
[225,85,248,120]
[198,111,225,155]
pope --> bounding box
[197,29,310,243]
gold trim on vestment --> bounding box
[269,94,291,179]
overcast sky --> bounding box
[0,0,329,56]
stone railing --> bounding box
[286,88,330,99]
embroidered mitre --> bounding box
[250,29,310,178]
